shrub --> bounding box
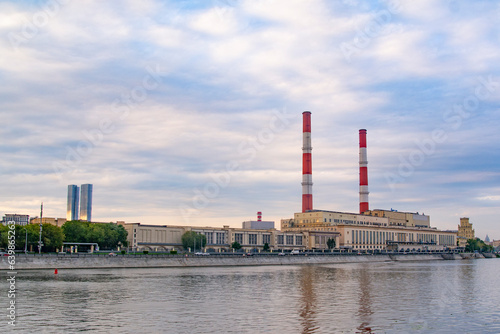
[143,250,149,254]
[170,250,178,255]
[121,250,126,255]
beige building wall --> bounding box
[120,222,187,251]
[457,217,475,247]
[340,224,456,251]
[30,217,67,227]
[284,210,389,229]
[364,210,430,227]
[282,210,456,251]
[120,223,308,252]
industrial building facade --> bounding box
[119,222,329,253]
[281,209,457,251]
[284,112,458,252]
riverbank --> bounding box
[3,252,495,270]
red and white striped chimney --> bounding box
[359,129,369,213]
[257,212,262,222]
[302,111,313,212]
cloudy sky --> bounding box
[1,0,499,239]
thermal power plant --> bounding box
[302,111,313,213]
[281,119,457,253]
[359,129,369,213]
[67,185,79,221]
[80,184,93,222]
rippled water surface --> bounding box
[5,259,500,333]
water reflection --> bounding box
[298,266,318,334]
[356,268,374,333]
[13,260,500,333]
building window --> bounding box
[263,234,271,244]
[249,234,257,245]
[296,235,303,246]
[278,235,284,245]
[286,235,294,245]
[235,233,243,244]
[216,232,225,245]
[205,232,213,244]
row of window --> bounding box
[233,233,302,246]
[203,232,226,245]
[439,234,455,246]
[351,229,455,245]
[299,218,386,226]
[352,230,395,245]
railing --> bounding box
[8,250,469,258]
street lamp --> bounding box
[38,202,43,254]
[24,227,28,254]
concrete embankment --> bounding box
[2,253,486,270]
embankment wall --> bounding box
[1,253,480,270]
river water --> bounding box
[4,259,499,333]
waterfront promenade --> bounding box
[4,252,493,269]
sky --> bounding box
[1,0,499,239]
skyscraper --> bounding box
[67,185,79,221]
[80,184,93,222]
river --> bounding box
[4,258,499,333]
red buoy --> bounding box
[54,269,58,274]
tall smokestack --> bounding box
[359,129,369,213]
[302,111,313,212]
[257,212,262,222]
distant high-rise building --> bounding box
[67,185,79,221]
[80,184,93,222]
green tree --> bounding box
[263,242,270,252]
[62,220,89,243]
[0,224,9,249]
[182,231,206,251]
[62,221,127,250]
[327,238,336,250]
[1,223,64,252]
[40,224,65,252]
[231,241,242,250]
[17,225,40,251]
[465,238,493,253]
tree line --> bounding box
[0,220,128,252]
[465,238,494,253]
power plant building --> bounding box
[119,222,311,253]
[281,210,456,251]
[113,112,462,253]
[281,111,458,252]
